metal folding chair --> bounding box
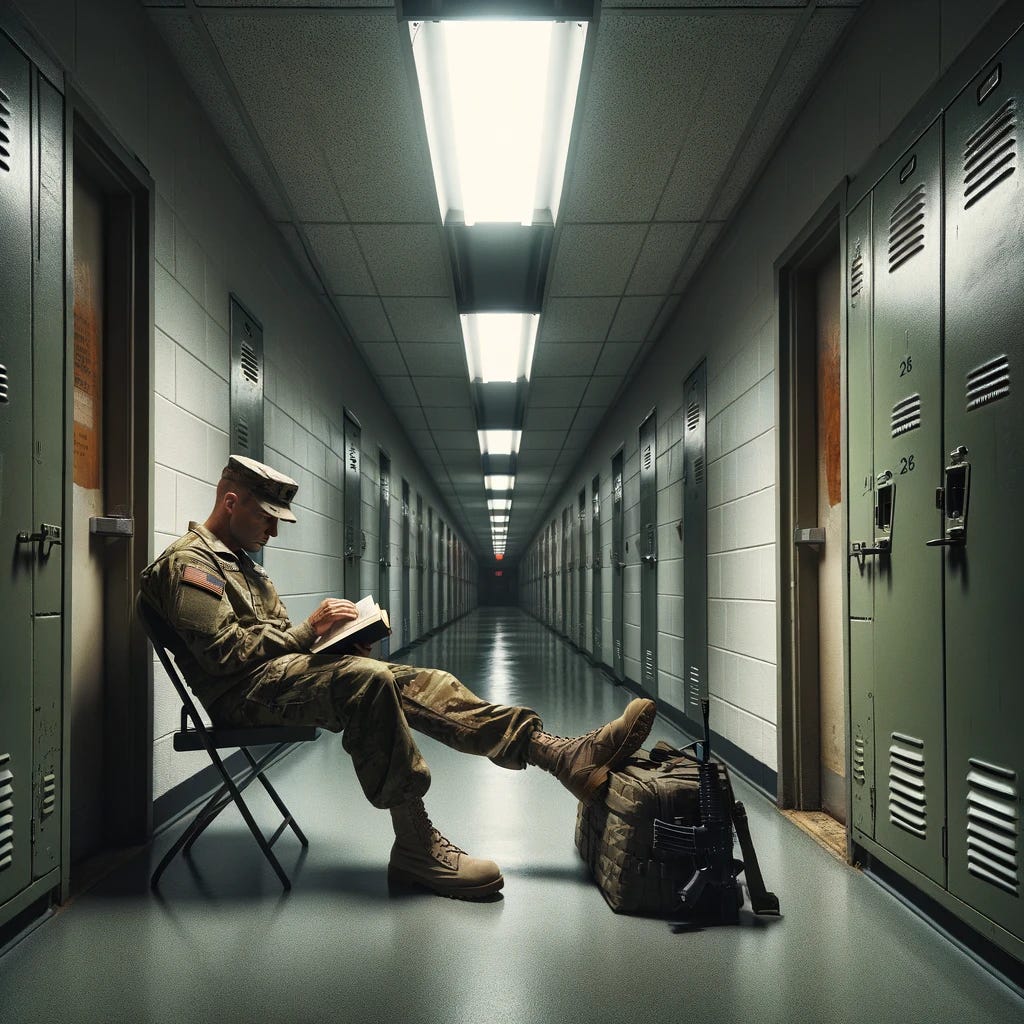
[136,593,318,891]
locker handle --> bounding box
[16,522,63,559]
[850,539,889,569]
[925,527,965,548]
[927,448,970,547]
[641,554,657,565]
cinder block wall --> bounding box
[523,0,1006,787]
[11,0,476,802]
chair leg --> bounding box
[240,746,310,847]
[152,745,294,891]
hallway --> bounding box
[0,609,1019,1024]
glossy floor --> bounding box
[1,608,1020,1024]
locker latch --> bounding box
[850,471,894,568]
[927,446,970,548]
[16,522,63,559]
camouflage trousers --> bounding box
[208,654,542,809]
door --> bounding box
[561,506,570,637]
[377,451,391,659]
[611,449,625,680]
[401,479,410,644]
[426,506,435,632]
[639,411,658,696]
[415,493,424,636]
[577,488,586,649]
[943,46,1024,938]
[342,410,362,601]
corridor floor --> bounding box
[0,608,1020,1024]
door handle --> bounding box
[641,554,658,565]
[16,523,62,559]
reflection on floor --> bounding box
[0,608,1020,1024]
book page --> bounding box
[310,595,380,654]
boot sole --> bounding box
[387,866,505,900]
[577,699,656,804]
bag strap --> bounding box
[721,766,781,916]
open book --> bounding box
[310,594,391,655]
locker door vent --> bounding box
[694,455,705,483]
[891,393,922,435]
[850,249,865,301]
[966,758,1019,897]
[239,340,260,384]
[888,733,927,838]
[966,354,1011,410]
[644,649,654,680]
[643,444,653,471]
[853,735,866,785]
[0,755,13,872]
[887,185,926,273]
[41,772,56,818]
[0,88,11,173]
[963,98,1016,210]
[686,401,700,431]
[688,665,701,706]
[0,362,8,403]
[235,415,250,452]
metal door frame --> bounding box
[775,181,849,818]
[67,90,155,884]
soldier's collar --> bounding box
[188,521,241,563]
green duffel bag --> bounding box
[575,746,708,915]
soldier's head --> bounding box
[207,455,299,552]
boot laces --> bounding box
[412,801,466,857]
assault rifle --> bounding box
[651,699,780,924]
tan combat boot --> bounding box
[388,799,504,900]
[527,698,656,803]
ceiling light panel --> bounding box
[478,430,522,456]
[410,19,587,227]
[462,313,538,383]
[485,475,515,491]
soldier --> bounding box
[140,455,656,900]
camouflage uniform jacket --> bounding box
[139,521,316,707]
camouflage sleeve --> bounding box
[143,552,316,678]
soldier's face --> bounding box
[227,491,279,551]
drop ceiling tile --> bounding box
[537,297,619,343]
[571,405,606,432]
[335,295,394,341]
[276,223,324,294]
[422,406,477,430]
[562,16,722,222]
[354,224,450,297]
[596,342,643,376]
[582,376,623,407]
[518,450,558,468]
[441,451,484,473]
[383,297,460,343]
[608,296,663,342]
[415,377,472,407]
[302,223,374,293]
[625,222,701,295]
[407,429,436,451]
[399,342,466,377]
[395,406,428,431]
[378,376,418,406]
[522,430,568,451]
[529,378,589,407]
[676,223,724,292]
[432,430,481,452]
[532,342,602,378]
[549,224,648,296]
[655,13,795,220]
[524,406,577,430]
[358,341,402,376]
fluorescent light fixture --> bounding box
[485,474,515,491]
[488,498,512,511]
[478,430,521,456]
[410,19,587,226]
[462,313,538,383]
[490,515,510,525]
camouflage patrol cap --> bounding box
[222,455,299,522]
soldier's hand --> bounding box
[307,598,359,637]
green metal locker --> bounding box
[0,31,35,909]
[401,479,410,641]
[639,411,658,696]
[868,120,946,886]
[415,493,424,636]
[846,194,877,840]
[577,488,586,650]
[378,452,391,658]
[943,40,1023,941]
[611,450,625,680]
[591,474,601,655]
[342,409,362,601]
[682,364,708,721]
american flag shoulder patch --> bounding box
[181,563,226,598]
